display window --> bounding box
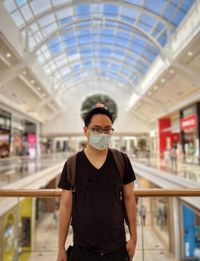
[151,196,170,249]
[181,203,200,259]
[183,129,198,163]
[0,108,11,157]
[0,130,10,158]
[180,107,199,164]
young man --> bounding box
[57,107,137,261]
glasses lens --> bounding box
[91,127,102,134]
[90,128,114,134]
[103,128,114,134]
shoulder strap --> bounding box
[110,148,125,182]
[66,153,77,190]
[111,149,129,224]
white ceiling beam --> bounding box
[130,109,149,124]
[58,66,134,92]
[32,18,163,56]
[0,52,12,68]
[42,42,150,68]
[0,61,27,88]
[0,52,35,88]
[140,96,167,110]
[50,56,143,83]
[157,89,200,119]
[20,1,175,31]
[172,60,200,87]
[33,87,62,112]
[59,76,128,96]
[46,110,63,122]
[0,93,43,123]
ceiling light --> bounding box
[187,51,193,56]
[161,78,165,83]
[154,86,158,90]
[170,70,174,74]
[23,71,27,75]
[6,53,12,58]
[30,80,35,84]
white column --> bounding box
[171,197,181,260]
[126,139,131,153]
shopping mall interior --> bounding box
[0,0,200,260]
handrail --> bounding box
[0,188,200,197]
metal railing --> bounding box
[0,188,200,197]
[0,188,200,261]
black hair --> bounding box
[84,107,113,127]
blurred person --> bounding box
[139,205,147,226]
[170,145,177,171]
[176,144,185,171]
[164,149,171,168]
[155,207,162,226]
[53,208,59,226]
[57,107,137,261]
[54,199,60,227]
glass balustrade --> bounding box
[0,152,68,188]
[0,190,200,261]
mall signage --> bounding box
[181,114,197,131]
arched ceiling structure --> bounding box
[1,0,200,129]
[3,0,195,94]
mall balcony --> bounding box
[0,152,200,261]
[1,0,200,260]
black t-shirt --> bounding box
[58,149,136,253]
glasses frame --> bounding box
[89,127,114,135]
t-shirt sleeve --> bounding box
[58,161,71,190]
[122,153,136,185]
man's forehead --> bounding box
[90,114,112,125]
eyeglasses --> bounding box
[89,127,114,135]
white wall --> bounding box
[114,103,149,134]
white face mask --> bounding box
[88,133,111,150]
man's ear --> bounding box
[83,126,87,134]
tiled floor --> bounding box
[28,213,177,261]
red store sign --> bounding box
[181,114,197,131]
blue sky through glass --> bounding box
[3,0,196,90]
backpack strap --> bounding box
[66,153,77,192]
[111,148,129,224]
[110,148,125,183]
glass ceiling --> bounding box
[3,0,196,94]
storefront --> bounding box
[20,120,37,158]
[180,202,200,260]
[0,197,33,261]
[0,108,11,158]
[10,117,37,158]
[180,103,200,164]
[11,117,24,156]
[158,116,180,159]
